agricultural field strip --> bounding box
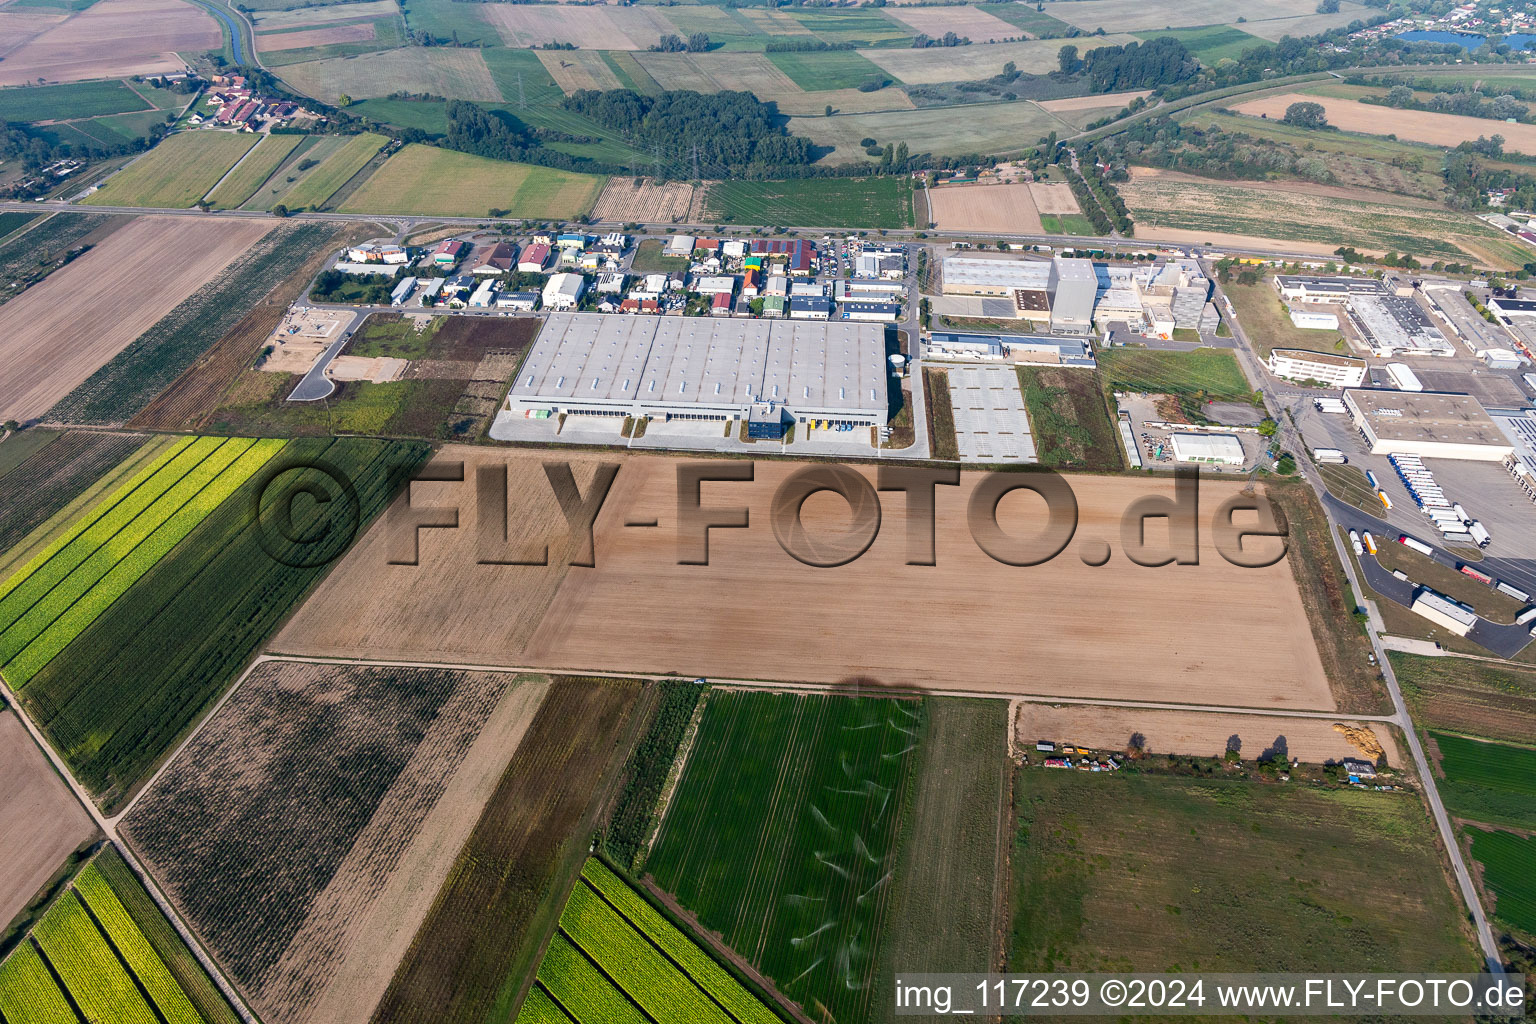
[74,864,204,1024]
[0,942,77,1024]
[0,436,282,686]
[33,891,159,1024]
[255,654,1395,720]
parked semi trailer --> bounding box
[1399,534,1434,556]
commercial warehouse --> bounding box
[1273,275,1390,304]
[504,312,889,430]
[1267,348,1366,388]
[1344,389,1516,461]
[1169,432,1245,466]
[1346,295,1455,358]
[1410,589,1477,636]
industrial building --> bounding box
[1169,432,1245,466]
[389,276,417,306]
[942,256,1051,296]
[1267,348,1367,387]
[839,300,901,323]
[1289,310,1339,330]
[504,313,888,430]
[1347,294,1456,357]
[1047,257,1096,335]
[542,273,585,311]
[926,331,1095,367]
[1273,276,1390,304]
[1344,389,1516,461]
[1411,589,1477,636]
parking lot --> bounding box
[946,364,1037,463]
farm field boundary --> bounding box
[81,130,258,208]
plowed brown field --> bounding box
[928,183,1043,233]
[274,451,1334,710]
[0,0,221,85]
[1232,93,1536,157]
[0,710,97,927]
[0,215,272,423]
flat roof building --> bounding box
[1268,348,1367,388]
[1411,589,1477,636]
[1344,389,1516,461]
[1346,295,1455,357]
[1169,432,1245,466]
[1274,275,1390,304]
[505,312,888,428]
[840,300,901,322]
[942,257,1050,296]
[1048,257,1096,336]
[542,272,585,311]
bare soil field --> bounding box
[1029,181,1081,215]
[275,451,1335,710]
[591,177,695,224]
[251,0,395,27]
[0,8,67,61]
[0,216,271,423]
[1038,90,1152,112]
[1232,93,1536,156]
[928,182,1043,234]
[256,22,376,52]
[483,4,678,49]
[0,0,221,86]
[885,4,1021,42]
[1013,703,1403,766]
[0,709,97,928]
[278,48,501,103]
[862,35,1138,84]
[121,660,550,1024]
[537,48,621,95]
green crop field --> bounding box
[401,0,499,45]
[340,144,606,219]
[1431,732,1536,832]
[704,176,912,229]
[1011,771,1477,973]
[0,211,39,242]
[603,680,701,870]
[276,132,388,210]
[765,50,893,91]
[0,852,238,1024]
[0,435,282,687]
[14,436,428,811]
[785,7,911,47]
[1146,25,1266,65]
[203,133,303,209]
[988,3,1071,36]
[0,80,150,123]
[1467,828,1536,938]
[375,678,640,1024]
[48,221,338,425]
[648,690,923,1023]
[1098,347,1253,399]
[81,131,258,208]
[519,859,784,1024]
[0,431,149,560]
[1040,212,1097,234]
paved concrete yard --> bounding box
[947,364,1036,463]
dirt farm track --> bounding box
[274,450,1335,710]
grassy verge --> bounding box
[922,367,958,460]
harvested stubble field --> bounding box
[48,221,337,426]
[791,102,1069,163]
[0,430,147,559]
[591,177,695,225]
[1120,167,1528,267]
[0,709,97,928]
[1046,0,1353,32]
[863,36,1138,84]
[884,4,1019,42]
[251,0,395,27]
[0,215,270,424]
[1391,652,1536,747]
[0,0,222,85]
[275,451,1336,716]
[1015,704,1400,765]
[873,698,1008,1024]
[0,210,127,308]
[338,144,605,219]
[928,182,1045,233]
[374,676,641,1024]
[124,661,550,1024]
[538,49,621,94]
[483,3,677,49]
[256,21,378,52]
[18,437,429,812]
[278,48,502,104]
[1011,771,1477,972]
[82,131,258,208]
[649,690,921,1024]
[1233,93,1536,157]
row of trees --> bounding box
[651,32,710,53]
[1369,83,1530,123]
